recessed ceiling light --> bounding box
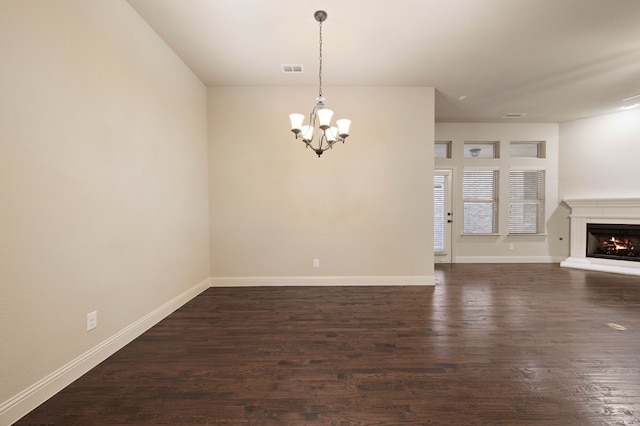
[621,103,639,110]
[458,95,467,101]
[502,113,526,119]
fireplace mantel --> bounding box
[561,198,640,276]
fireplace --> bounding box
[561,198,640,276]
[586,223,640,262]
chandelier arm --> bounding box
[325,139,339,150]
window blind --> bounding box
[434,175,446,251]
[463,170,498,234]
[509,170,545,234]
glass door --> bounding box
[434,170,452,263]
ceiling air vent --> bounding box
[282,64,304,73]
[502,113,526,119]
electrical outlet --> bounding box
[87,311,97,331]
[509,243,514,250]
[313,258,320,268]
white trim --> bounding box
[0,278,211,426]
[463,165,500,171]
[455,256,563,263]
[564,198,640,209]
[509,165,546,171]
[211,275,435,287]
[560,257,640,277]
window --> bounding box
[510,141,545,158]
[509,170,545,234]
[464,142,499,158]
[463,169,498,234]
[434,141,452,158]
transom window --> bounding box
[464,142,499,158]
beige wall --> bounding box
[435,123,567,262]
[209,86,435,282]
[555,109,640,267]
[559,108,640,199]
[0,0,209,413]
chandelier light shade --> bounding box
[289,10,351,157]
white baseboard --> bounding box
[454,256,564,263]
[211,275,435,287]
[0,278,211,426]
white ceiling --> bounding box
[127,0,640,123]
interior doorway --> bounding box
[434,170,452,263]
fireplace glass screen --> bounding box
[586,223,640,262]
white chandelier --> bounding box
[289,10,351,157]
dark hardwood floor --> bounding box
[15,264,640,425]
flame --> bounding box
[605,236,632,251]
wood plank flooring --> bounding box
[15,264,640,425]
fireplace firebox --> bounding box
[586,223,640,262]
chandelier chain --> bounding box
[318,19,323,98]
